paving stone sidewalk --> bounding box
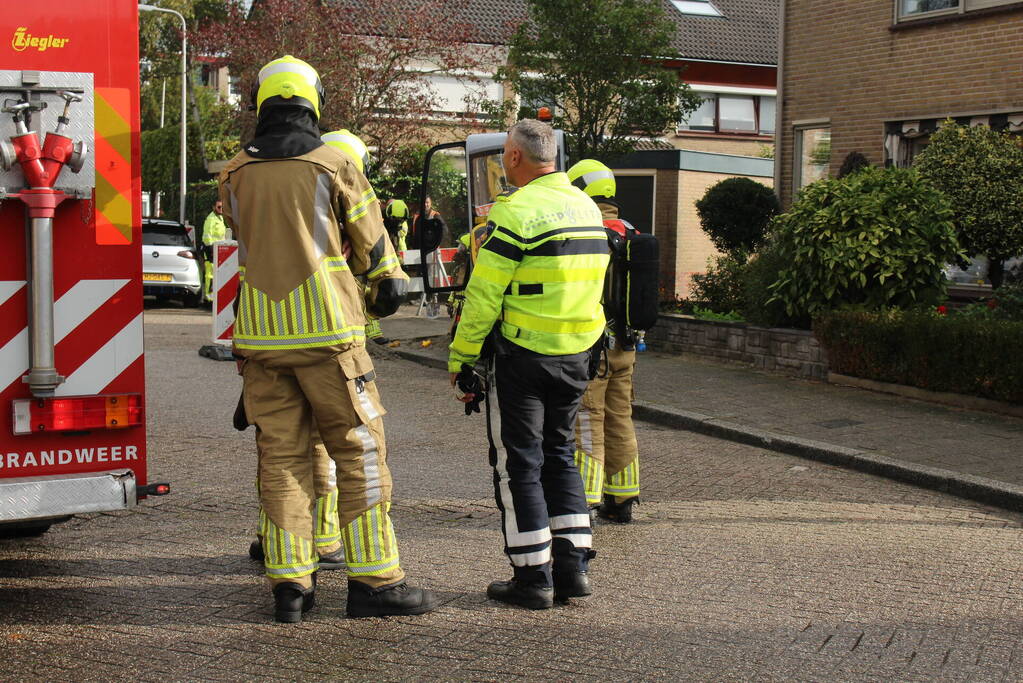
[631,352,1023,485]
[387,321,1023,508]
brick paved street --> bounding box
[2,307,1023,681]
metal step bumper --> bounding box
[0,469,137,522]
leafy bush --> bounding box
[815,309,1023,403]
[691,306,743,322]
[695,177,779,257]
[740,244,796,328]
[689,255,745,314]
[915,122,1023,288]
[770,166,961,319]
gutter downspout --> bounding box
[774,0,786,208]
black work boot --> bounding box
[272,581,315,623]
[597,494,639,524]
[487,579,554,610]
[552,538,595,602]
[346,579,439,618]
[248,538,264,562]
[487,563,554,610]
[317,547,346,571]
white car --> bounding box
[141,219,203,307]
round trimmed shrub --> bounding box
[695,177,779,257]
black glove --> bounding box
[366,277,408,318]
[456,364,486,416]
[233,392,250,431]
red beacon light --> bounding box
[12,394,143,435]
[536,106,553,122]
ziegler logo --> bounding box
[11,27,70,52]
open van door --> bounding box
[416,131,567,295]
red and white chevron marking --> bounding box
[212,241,239,345]
[400,248,458,293]
[0,278,142,396]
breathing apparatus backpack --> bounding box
[603,218,660,337]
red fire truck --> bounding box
[0,2,167,536]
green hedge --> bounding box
[814,310,1023,404]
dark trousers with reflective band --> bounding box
[493,346,593,586]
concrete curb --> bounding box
[633,400,1023,513]
[390,345,1023,513]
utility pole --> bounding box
[139,4,187,223]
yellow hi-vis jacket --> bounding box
[219,144,406,365]
[448,171,608,372]
[202,211,227,245]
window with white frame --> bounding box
[897,0,1020,21]
[423,74,502,117]
[671,0,723,16]
[679,93,776,136]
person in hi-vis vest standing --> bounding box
[449,119,609,610]
[219,55,436,622]
[202,200,227,300]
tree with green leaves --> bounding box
[914,121,1023,288]
[139,0,238,221]
[492,0,700,162]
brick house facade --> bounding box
[776,0,1023,207]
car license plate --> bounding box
[143,273,172,282]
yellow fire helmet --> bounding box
[255,55,325,119]
[567,158,616,200]
[385,199,409,219]
[321,129,370,173]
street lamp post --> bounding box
[139,3,187,224]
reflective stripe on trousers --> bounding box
[259,507,318,578]
[341,501,401,576]
[243,354,404,587]
[605,457,640,497]
[314,489,342,548]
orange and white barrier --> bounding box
[199,241,239,361]
[212,241,239,345]
[399,247,458,293]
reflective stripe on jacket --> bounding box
[220,144,407,364]
[448,171,608,372]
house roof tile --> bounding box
[431,0,778,66]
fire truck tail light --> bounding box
[12,394,143,435]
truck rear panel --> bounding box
[0,1,146,522]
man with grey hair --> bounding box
[448,119,610,609]
[508,117,559,164]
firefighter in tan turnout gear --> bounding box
[220,55,437,622]
[568,160,641,523]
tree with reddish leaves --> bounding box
[192,0,495,178]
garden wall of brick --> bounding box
[645,313,829,380]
